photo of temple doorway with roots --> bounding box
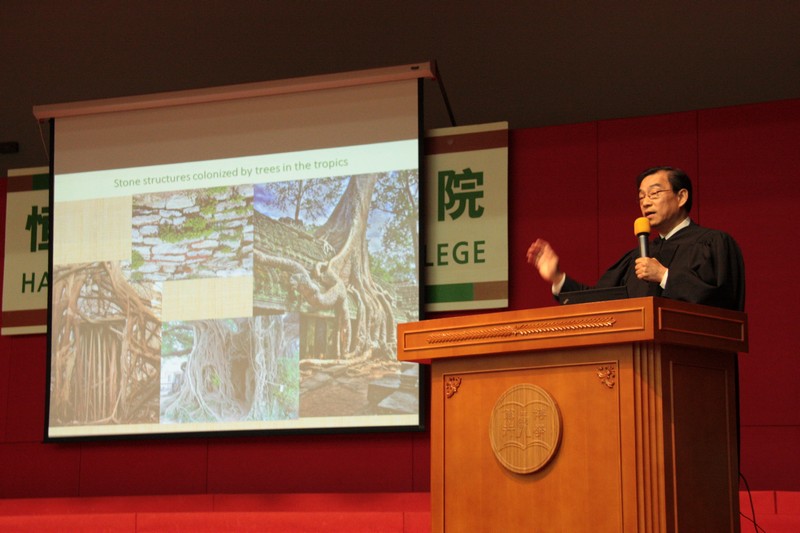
[254,171,420,419]
[49,261,162,427]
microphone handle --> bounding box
[638,234,649,258]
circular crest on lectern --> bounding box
[489,383,562,474]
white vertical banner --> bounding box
[424,122,508,312]
[2,166,50,335]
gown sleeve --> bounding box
[560,249,643,294]
[660,229,745,311]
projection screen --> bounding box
[36,63,432,439]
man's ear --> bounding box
[677,188,689,209]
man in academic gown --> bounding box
[526,166,745,311]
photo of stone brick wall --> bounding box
[129,185,254,282]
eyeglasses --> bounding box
[638,188,673,202]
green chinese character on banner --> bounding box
[25,205,50,252]
[437,168,485,221]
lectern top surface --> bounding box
[557,286,628,305]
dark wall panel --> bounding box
[698,101,800,429]
[0,442,81,498]
[4,338,47,442]
[740,426,800,490]
[508,122,599,309]
[596,111,699,273]
[206,433,415,494]
[0,351,8,442]
[79,440,210,497]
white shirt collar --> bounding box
[661,217,691,240]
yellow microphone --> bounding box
[634,217,651,258]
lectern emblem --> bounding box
[489,384,562,474]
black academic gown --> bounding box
[561,222,745,311]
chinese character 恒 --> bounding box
[25,205,50,252]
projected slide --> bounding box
[48,146,420,437]
[41,70,426,438]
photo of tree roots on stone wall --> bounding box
[49,261,162,426]
[253,171,420,418]
[130,185,254,282]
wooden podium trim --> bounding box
[399,306,648,360]
[425,314,618,343]
[398,298,747,364]
[657,306,747,351]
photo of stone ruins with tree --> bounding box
[253,170,420,418]
[49,169,420,430]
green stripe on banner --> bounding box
[32,173,50,190]
[425,283,474,303]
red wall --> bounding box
[507,99,800,491]
[1,98,798,498]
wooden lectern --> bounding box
[398,297,747,533]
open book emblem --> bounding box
[489,384,562,474]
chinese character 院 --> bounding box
[437,168,485,221]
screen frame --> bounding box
[41,64,434,442]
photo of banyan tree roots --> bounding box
[49,261,162,427]
[253,171,421,418]
[160,315,299,424]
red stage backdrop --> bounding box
[1,98,798,498]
